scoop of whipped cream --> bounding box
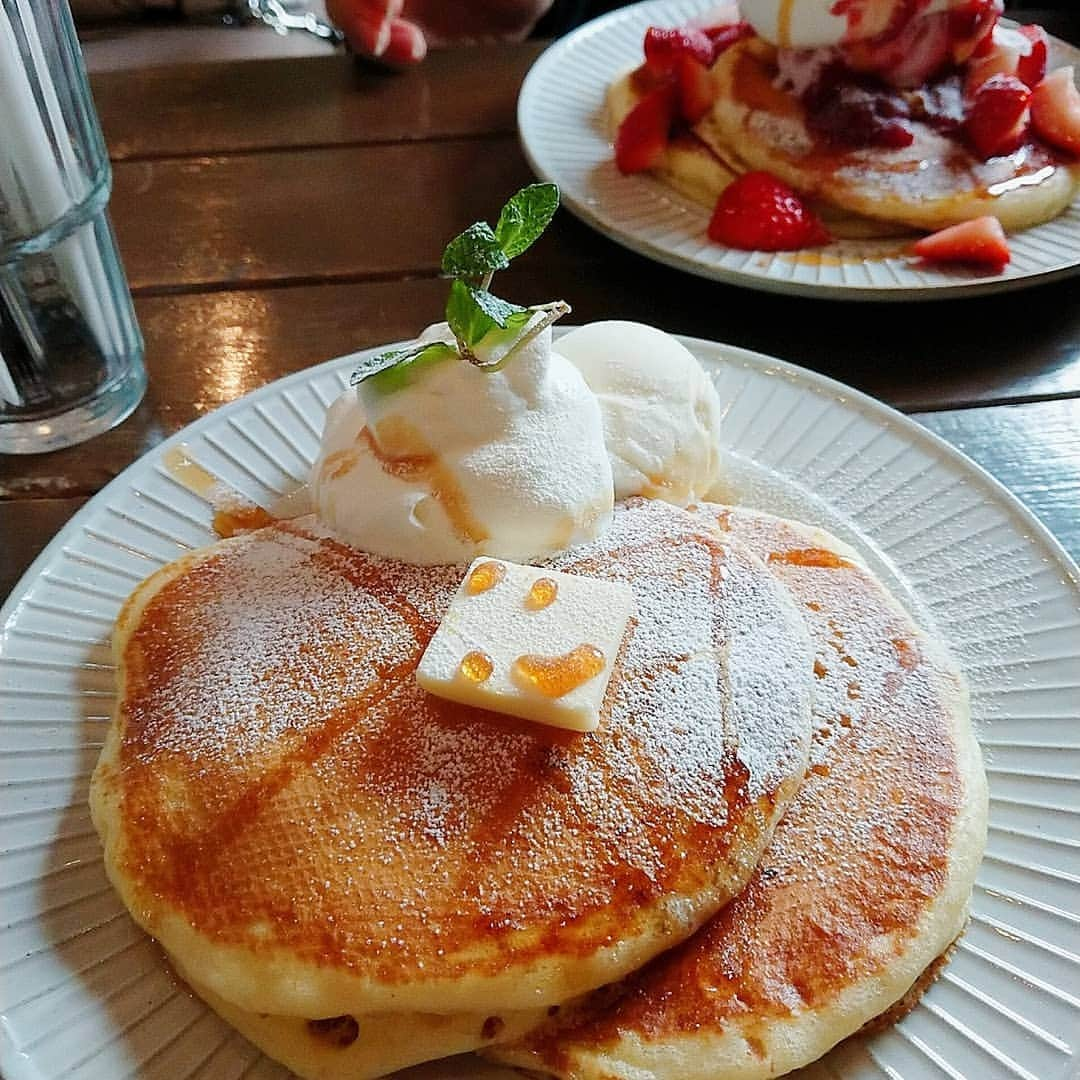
[557,321,724,508]
[740,0,960,50]
[312,319,614,565]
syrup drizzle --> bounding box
[525,577,559,610]
[459,650,494,683]
[465,560,506,595]
[513,644,605,698]
[163,445,220,499]
[987,165,1056,196]
[769,547,853,569]
[777,0,794,48]
[360,420,488,546]
[163,444,276,538]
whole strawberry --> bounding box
[707,172,831,250]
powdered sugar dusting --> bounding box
[112,499,813,978]
[551,497,811,810]
[714,542,814,802]
[126,525,459,762]
[508,506,974,1064]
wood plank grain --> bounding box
[86,10,1076,165]
[0,279,449,499]
[92,44,543,161]
[0,497,89,603]
[110,137,535,292]
[915,399,1080,564]
[106,141,1080,404]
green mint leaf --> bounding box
[349,346,414,386]
[441,222,509,283]
[349,341,456,395]
[472,301,570,371]
[470,288,526,328]
[446,280,527,350]
[494,183,560,260]
[446,279,491,348]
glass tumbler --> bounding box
[0,0,145,454]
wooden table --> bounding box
[2,24,1079,600]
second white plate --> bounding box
[517,0,1080,300]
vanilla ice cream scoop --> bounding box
[312,319,614,565]
[557,321,724,508]
[740,0,959,49]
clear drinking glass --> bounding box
[0,0,145,454]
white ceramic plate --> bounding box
[517,0,1080,300]
[1,339,1078,1080]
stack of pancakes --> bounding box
[91,495,987,1079]
[607,36,1080,238]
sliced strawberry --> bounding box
[912,216,1010,271]
[1030,66,1080,157]
[971,28,996,59]
[629,61,672,96]
[967,23,1048,93]
[1016,25,1049,88]
[964,29,1023,95]
[965,74,1031,158]
[678,57,716,123]
[615,82,677,174]
[702,20,753,55]
[949,0,1002,64]
[643,26,714,75]
[707,171,831,251]
[842,10,953,89]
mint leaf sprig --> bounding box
[352,184,566,394]
[348,340,456,394]
[442,183,564,365]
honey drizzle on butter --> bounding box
[513,644,605,698]
[459,650,494,683]
[465,560,506,595]
[525,577,558,610]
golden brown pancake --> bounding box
[489,506,987,1080]
[91,498,814,1023]
[170,950,551,1080]
[703,38,1080,233]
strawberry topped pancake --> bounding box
[608,0,1080,254]
[489,507,987,1080]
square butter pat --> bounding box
[416,558,636,732]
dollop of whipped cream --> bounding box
[312,319,614,565]
[740,0,960,50]
[557,321,724,508]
